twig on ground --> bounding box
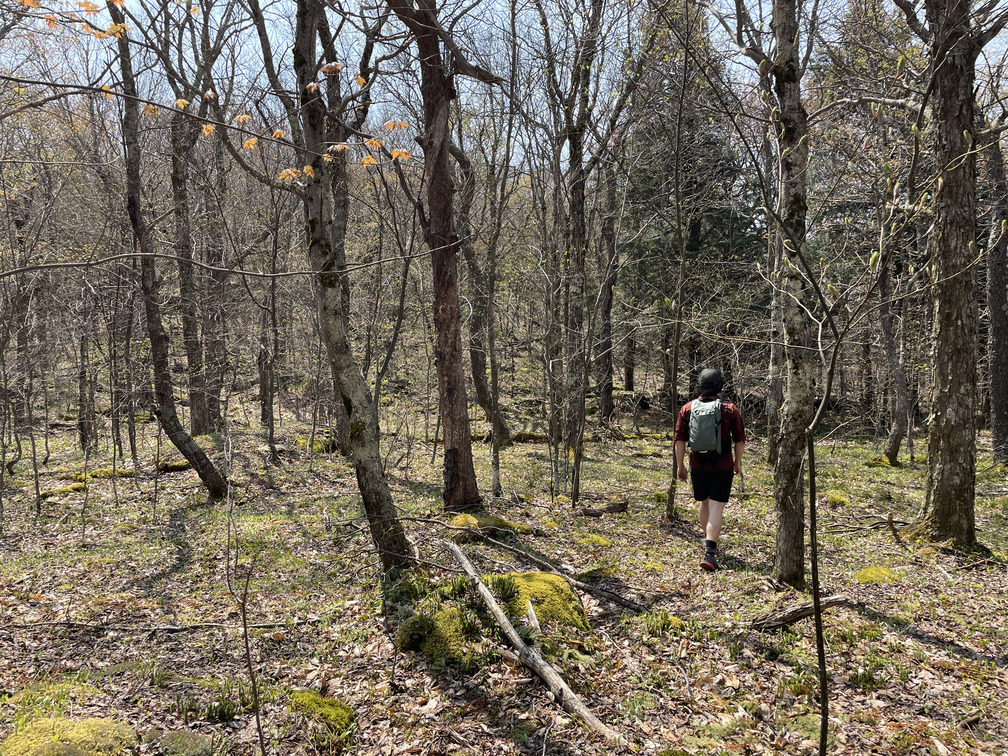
[3,618,323,633]
[448,542,625,746]
[481,533,647,612]
[752,595,852,631]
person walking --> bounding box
[674,369,746,571]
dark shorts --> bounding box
[690,467,734,503]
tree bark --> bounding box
[595,162,618,424]
[982,124,1008,463]
[878,249,909,465]
[771,0,815,587]
[290,0,417,570]
[386,0,490,511]
[109,2,228,501]
[919,0,978,547]
[169,112,210,436]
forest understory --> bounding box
[0,405,1006,756]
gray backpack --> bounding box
[689,399,723,456]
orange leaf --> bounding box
[361,155,377,167]
[242,137,258,150]
[356,74,366,87]
[364,138,381,149]
[302,165,315,178]
[202,124,214,136]
[143,104,159,117]
[175,99,190,110]
[234,113,251,124]
[272,130,285,139]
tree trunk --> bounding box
[878,249,908,465]
[454,144,512,446]
[771,0,814,587]
[292,0,416,570]
[596,162,618,424]
[387,0,485,511]
[919,0,978,547]
[983,124,1008,463]
[110,3,228,500]
[170,112,210,436]
[202,133,228,430]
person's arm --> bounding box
[675,440,688,481]
[734,441,745,476]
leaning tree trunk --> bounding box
[291,0,417,570]
[771,0,814,587]
[982,124,1008,463]
[918,0,978,547]
[109,3,227,500]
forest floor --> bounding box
[0,409,1007,756]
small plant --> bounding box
[643,608,684,637]
[488,574,519,604]
[174,692,202,725]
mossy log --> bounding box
[447,542,622,745]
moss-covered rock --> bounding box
[0,718,137,756]
[448,512,531,543]
[157,459,191,474]
[576,533,611,548]
[289,690,355,735]
[71,468,134,483]
[853,566,899,584]
[503,572,589,632]
[825,491,850,507]
[419,607,467,664]
[39,483,86,500]
[142,730,213,756]
[395,613,435,652]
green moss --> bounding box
[395,613,435,652]
[652,491,668,503]
[0,718,137,756]
[853,566,899,584]
[420,607,467,664]
[825,491,850,507]
[576,533,611,547]
[503,572,589,632]
[448,512,530,543]
[644,561,664,573]
[295,433,339,454]
[542,519,559,529]
[71,468,134,483]
[864,456,891,468]
[39,483,86,500]
[289,690,355,736]
[157,460,191,474]
[577,563,616,582]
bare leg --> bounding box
[697,498,710,536]
[705,499,726,542]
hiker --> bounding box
[674,368,746,571]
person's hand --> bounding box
[734,461,741,476]
[677,464,688,482]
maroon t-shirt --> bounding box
[674,394,746,471]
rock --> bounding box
[142,730,213,756]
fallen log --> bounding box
[751,595,852,631]
[447,542,624,745]
[579,501,629,518]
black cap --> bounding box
[697,368,724,393]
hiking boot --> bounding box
[701,552,720,572]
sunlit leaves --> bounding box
[320,62,343,75]
[278,168,300,182]
[302,165,315,178]
[306,82,319,93]
[390,149,412,161]
[77,1,100,16]
[18,0,41,7]
[384,120,409,132]
[233,113,252,124]
[242,137,257,150]
[272,130,285,139]
[143,104,159,117]
[327,143,348,153]
[356,73,366,87]
[175,99,190,110]
[101,85,114,99]
[364,138,381,149]
[201,124,214,136]
[361,154,377,167]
